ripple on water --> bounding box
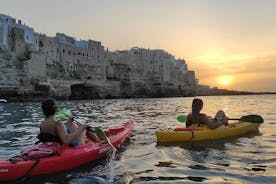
[0,96,276,183]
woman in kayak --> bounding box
[186,98,229,129]
[38,98,100,146]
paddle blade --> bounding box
[94,127,108,141]
[177,115,187,123]
[240,115,264,124]
[57,108,71,120]
[94,127,116,150]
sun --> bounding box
[219,76,231,85]
[221,77,229,85]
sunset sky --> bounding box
[1,0,276,92]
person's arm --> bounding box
[201,114,224,130]
[64,116,74,126]
[56,121,88,145]
[185,114,192,127]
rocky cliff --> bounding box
[0,46,196,101]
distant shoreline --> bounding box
[1,92,275,103]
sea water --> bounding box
[0,95,275,183]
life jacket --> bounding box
[8,122,62,163]
[9,142,60,163]
[36,132,62,143]
[35,119,64,144]
[21,142,60,159]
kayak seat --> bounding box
[174,127,197,131]
[107,126,125,134]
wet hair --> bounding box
[191,98,203,123]
[41,98,57,118]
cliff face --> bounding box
[0,48,48,101]
[0,45,196,101]
[1,13,259,101]
[0,13,197,101]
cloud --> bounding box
[189,53,276,77]
[187,53,276,91]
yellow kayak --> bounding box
[155,121,261,143]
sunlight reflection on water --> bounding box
[0,95,276,183]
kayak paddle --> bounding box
[57,109,95,132]
[228,115,264,124]
[94,127,116,150]
[177,115,187,123]
[57,108,117,150]
[176,114,264,124]
[57,108,72,119]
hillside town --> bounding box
[0,13,253,101]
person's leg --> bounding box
[86,131,101,142]
[70,123,86,145]
[215,110,229,125]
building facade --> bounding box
[0,13,197,99]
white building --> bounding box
[14,20,39,51]
[0,14,39,51]
[0,14,15,48]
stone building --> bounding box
[0,13,197,100]
[38,33,107,81]
[107,47,190,85]
[0,14,15,49]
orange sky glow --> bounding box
[1,0,276,92]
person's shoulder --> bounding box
[187,113,192,119]
[55,120,63,126]
[187,113,192,117]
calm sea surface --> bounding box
[0,95,276,184]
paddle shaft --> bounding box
[73,118,95,132]
[228,118,240,120]
[57,108,117,150]
[177,114,263,124]
[74,118,117,150]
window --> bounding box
[57,48,59,52]
[39,41,44,47]
[62,49,65,54]
[26,35,29,40]
[68,50,71,55]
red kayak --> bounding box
[0,121,134,181]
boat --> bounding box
[0,121,134,181]
[155,121,261,143]
[0,99,7,103]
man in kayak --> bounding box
[186,98,229,129]
[38,98,100,146]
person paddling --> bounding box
[38,98,100,146]
[186,98,229,129]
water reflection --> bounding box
[0,95,276,183]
